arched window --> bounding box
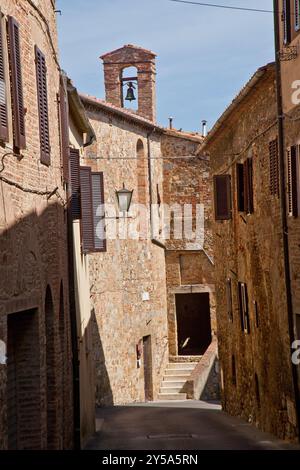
[121,66,138,111]
[45,285,58,449]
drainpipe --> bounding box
[66,184,81,449]
[147,128,166,250]
[273,0,300,436]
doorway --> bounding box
[143,335,153,401]
[7,308,41,449]
[175,293,212,356]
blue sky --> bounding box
[57,0,274,132]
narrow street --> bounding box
[85,401,299,451]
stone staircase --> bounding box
[157,362,198,401]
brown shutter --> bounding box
[269,139,279,197]
[70,148,81,220]
[226,278,233,322]
[91,172,106,251]
[80,166,94,252]
[35,46,50,165]
[236,163,245,212]
[7,16,25,150]
[0,12,8,142]
[59,76,70,182]
[213,174,232,220]
[244,158,254,214]
[287,146,299,217]
[283,0,291,44]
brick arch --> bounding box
[137,139,147,205]
[45,285,58,449]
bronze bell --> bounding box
[125,82,136,102]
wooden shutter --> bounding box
[35,46,50,165]
[0,12,8,142]
[283,0,291,44]
[80,166,94,252]
[244,158,254,214]
[70,148,81,220]
[269,139,279,197]
[287,146,299,217]
[213,175,232,220]
[59,76,70,182]
[7,16,25,150]
[226,278,233,322]
[91,172,106,251]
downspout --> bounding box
[273,0,300,436]
[67,182,81,449]
[147,129,166,249]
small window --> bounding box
[238,282,250,334]
[213,174,232,220]
[35,46,50,165]
[236,163,245,212]
[0,10,8,143]
[226,278,233,322]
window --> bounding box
[287,146,300,217]
[213,174,232,220]
[295,0,300,31]
[238,282,250,334]
[236,159,254,214]
[7,16,25,150]
[35,46,50,165]
[0,10,8,142]
[226,278,233,322]
[255,373,261,408]
[59,75,70,183]
[80,166,106,253]
[283,0,291,44]
[269,139,280,197]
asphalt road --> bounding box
[85,400,300,450]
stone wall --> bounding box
[0,0,73,449]
[82,99,169,405]
[203,65,299,441]
[161,131,216,357]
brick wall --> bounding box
[203,66,299,441]
[0,0,73,449]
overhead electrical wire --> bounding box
[168,0,274,14]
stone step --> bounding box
[162,379,187,387]
[160,386,184,394]
[166,362,198,370]
[165,369,193,377]
[157,392,187,401]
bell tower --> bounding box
[101,44,157,122]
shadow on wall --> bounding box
[90,308,113,407]
[0,203,73,450]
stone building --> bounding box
[200,62,299,440]
[79,45,169,406]
[277,0,300,393]
[0,0,73,449]
[161,129,216,362]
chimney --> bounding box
[202,120,207,137]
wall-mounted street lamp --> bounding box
[116,184,134,214]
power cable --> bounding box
[169,0,273,14]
